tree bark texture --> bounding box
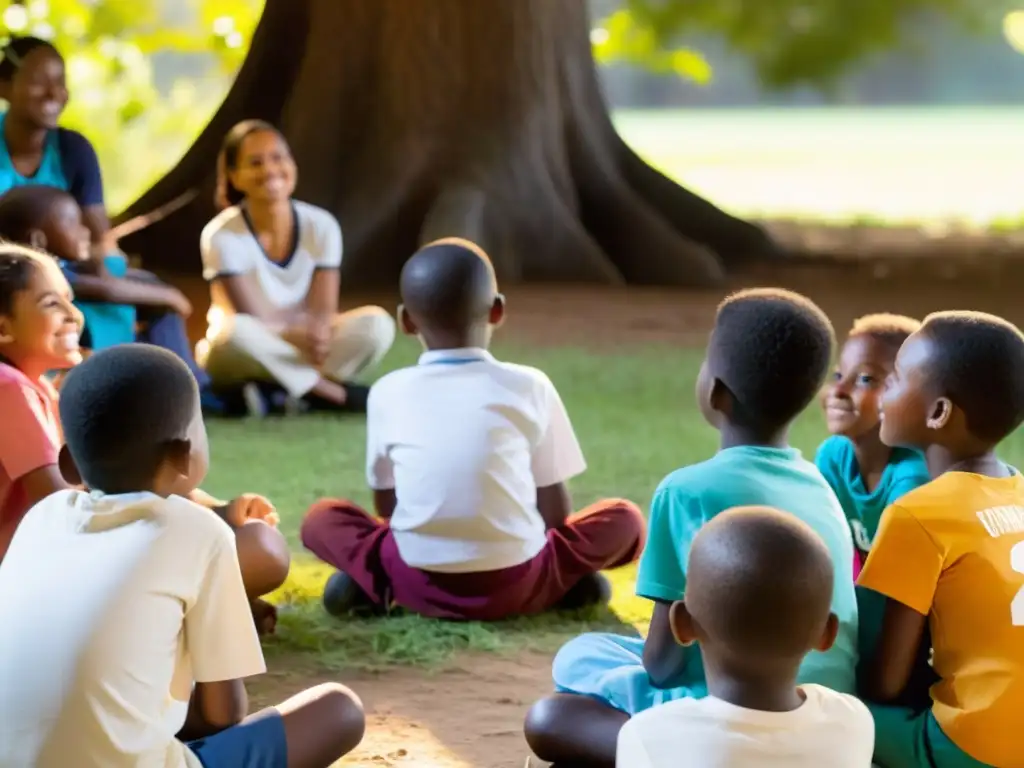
[117,0,779,287]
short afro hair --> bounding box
[919,311,1024,444]
[59,344,200,494]
[0,186,71,243]
[848,313,921,351]
[711,288,835,431]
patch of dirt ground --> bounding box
[250,652,553,768]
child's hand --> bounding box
[225,494,280,528]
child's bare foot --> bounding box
[251,598,278,635]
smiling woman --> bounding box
[198,120,396,416]
[0,36,109,251]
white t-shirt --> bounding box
[0,490,266,768]
[200,200,342,322]
[616,685,875,768]
[367,348,587,573]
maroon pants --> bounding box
[300,498,646,621]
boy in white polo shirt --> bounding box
[301,238,646,621]
[0,344,365,768]
[617,506,874,768]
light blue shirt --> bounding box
[636,445,859,694]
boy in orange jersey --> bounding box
[858,311,1024,768]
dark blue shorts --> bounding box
[185,709,288,768]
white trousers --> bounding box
[199,306,396,397]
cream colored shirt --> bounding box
[616,684,875,768]
[0,490,266,768]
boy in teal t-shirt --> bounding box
[524,289,859,768]
[816,314,930,659]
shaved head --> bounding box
[400,238,498,333]
[685,506,835,665]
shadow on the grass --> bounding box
[262,563,646,671]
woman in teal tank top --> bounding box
[0,36,109,252]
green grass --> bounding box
[204,335,1024,670]
[199,338,792,669]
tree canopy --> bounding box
[0,0,1017,209]
[594,0,1009,87]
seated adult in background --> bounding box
[198,120,395,414]
[0,36,109,251]
[0,35,194,370]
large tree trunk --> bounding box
[117,0,779,287]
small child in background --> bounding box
[817,314,932,668]
[0,245,80,561]
[524,288,858,768]
[616,506,874,768]
[0,344,365,767]
[817,313,930,576]
[0,185,227,414]
[858,311,1024,768]
[0,248,289,626]
[301,238,646,620]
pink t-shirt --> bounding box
[0,363,61,560]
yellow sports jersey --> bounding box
[859,471,1024,767]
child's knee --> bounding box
[309,683,366,751]
[523,697,566,756]
[236,521,291,597]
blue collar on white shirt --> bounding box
[418,347,494,366]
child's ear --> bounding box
[0,316,13,345]
[669,600,699,647]
[397,305,416,336]
[815,612,840,652]
[927,397,953,431]
[489,293,506,327]
[28,229,48,251]
[58,445,82,486]
[163,438,194,480]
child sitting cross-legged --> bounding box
[617,506,874,767]
[0,344,365,767]
[0,246,290,629]
[858,311,1024,768]
[524,288,859,768]
[301,238,646,620]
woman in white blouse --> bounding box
[198,120,395,413]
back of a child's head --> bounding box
[399,238,497,332]
[0,186,70,245]
[847,312,921,354]
[59,344,200,494]
[711,288,835,431]
[918,311,1024,444]
[685,506,835,667]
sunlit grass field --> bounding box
[614,107,1024,228]
[203,334,1024,669]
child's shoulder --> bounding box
[0,363,47,400]
[654,453,738,500]
[815,435,853,466]
[0,362,25,388]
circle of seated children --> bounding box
[3,232,1024,768]
[196,119,397,417]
